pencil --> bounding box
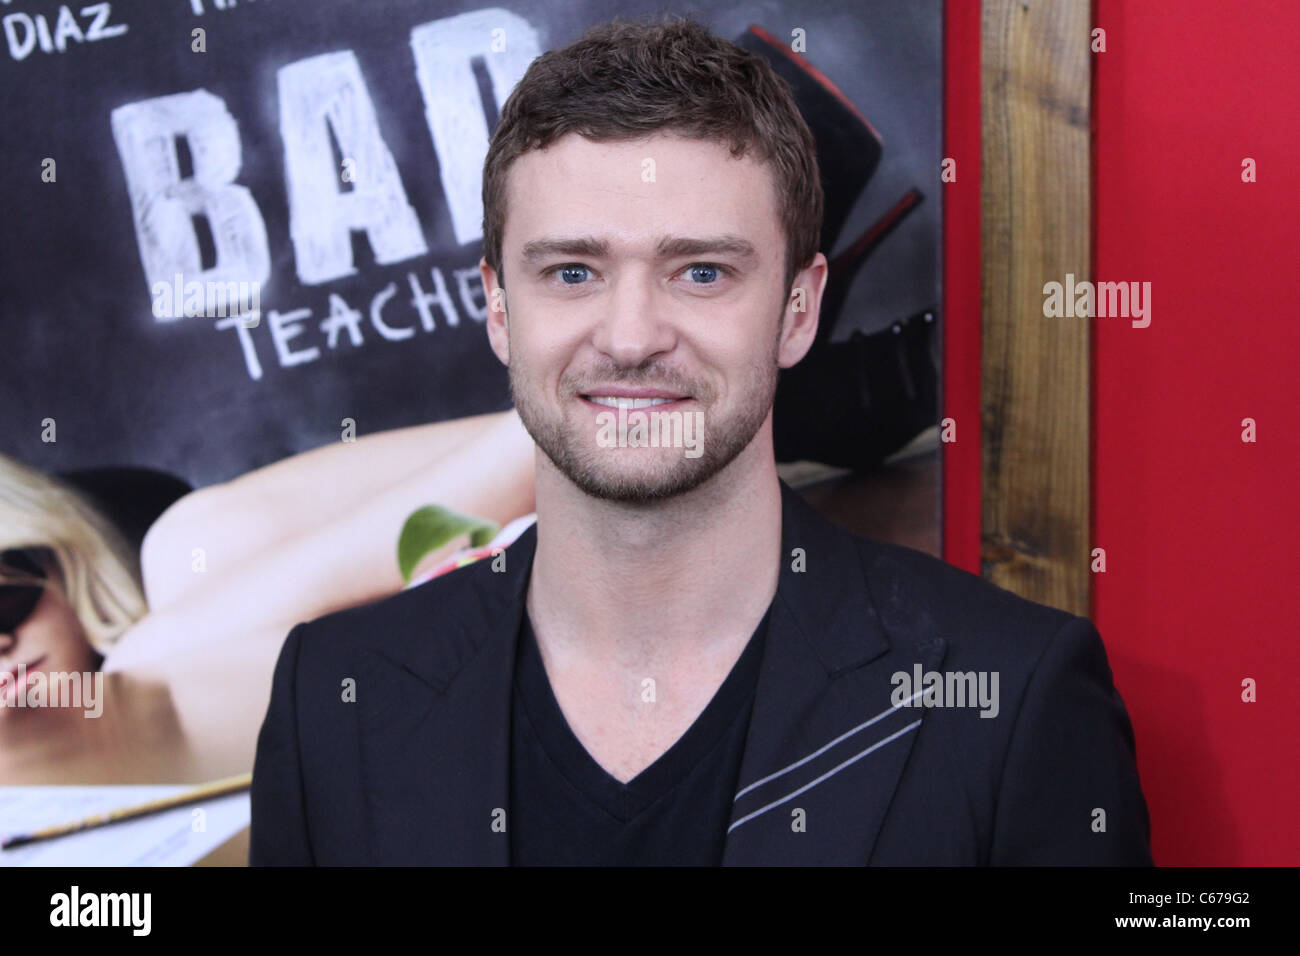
[0,772,253,850]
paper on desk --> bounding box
[0,785,249,866]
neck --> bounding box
[525,443,782,669]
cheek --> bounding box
[512,325,578,386]
[21,598,95,671]
[703,316,779,375]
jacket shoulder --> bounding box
[846,530,1081,661]
[283,557,492,675]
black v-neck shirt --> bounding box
[509,605,771,866]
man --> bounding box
[250,17,1151,865]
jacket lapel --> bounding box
[720,482,946,865]
[356,519,538,865]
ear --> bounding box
[778,252,829,369]
[480,256,510,366]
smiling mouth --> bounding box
[1,655,46,682]
[1,656,45,700]
[582,395,688,409]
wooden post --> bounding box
[980,0,1092,615]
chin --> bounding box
[571,458,718,503]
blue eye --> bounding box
[685,263,732,284]
[556,265,591,284]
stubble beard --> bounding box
[507,318,782,504]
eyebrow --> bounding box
[520,234,760,266]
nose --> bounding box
[589,266,677,368]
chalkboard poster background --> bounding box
[1,0,941,489]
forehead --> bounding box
[501,132,782,259]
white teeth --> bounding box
[586,396,679,409]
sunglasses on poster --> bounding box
[0,548,51,634]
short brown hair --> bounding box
[481,15,823,297]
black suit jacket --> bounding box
[250,479,1152,865]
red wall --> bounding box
[942,0,981,574]
[1092,0,1300,865]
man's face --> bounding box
[481,132,824,503]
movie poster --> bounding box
[0,0,941,865]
